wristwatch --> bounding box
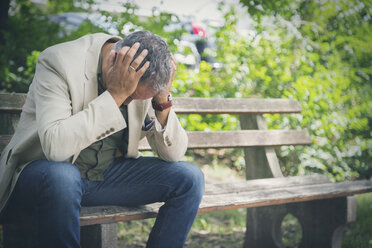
[152,93,173,111]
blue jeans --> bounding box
[5,156,205,248]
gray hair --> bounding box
[114,31,172,93]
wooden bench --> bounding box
[1,93,371,248]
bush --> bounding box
[1,0,370,180]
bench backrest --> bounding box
[0,93,311,180]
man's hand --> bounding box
[152,55,177,127]
[152,54,177,104]
[102,42,150,106]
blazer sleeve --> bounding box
[145,108,188,162]
[33,48,126,162]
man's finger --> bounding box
[129,49,148,72]
[135,61,150,80]
[122,42,141,70]
[114,46,130,69]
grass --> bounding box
[185,209,246,248]
[342,192,372,248]
[117,209,247,248]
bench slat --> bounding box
[79,177,372,226]
[200,180,372,212]
[79,175,329,225]
[173,97,302,114]
[0,93,27,113]
[0,130,312,153]
[0,94,302,114]
[0,135,11,153]
[139,130,312,150]
[204,174,330,195]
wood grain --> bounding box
[0,130,312,153]
[0,93,27,113]
[139,130,312,150]
[240,114,284,179]
[0,94,302,114]
[173,97,302,114]
[0,135,11,152]
[79,176,372,226]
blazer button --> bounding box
[106,130,110,135]
[96,136,101,140]
[110,127,115,132]
[101,133,106,138]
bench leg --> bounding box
[2,221,118,248]
[80,223,118,248]
[244,196,356,248]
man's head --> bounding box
[113,31,172,94]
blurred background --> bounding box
[0,0,371,246]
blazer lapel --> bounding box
[82,34,121,109]
[127,100,151,157]
[73,34,120,163]
[127,101,140,157]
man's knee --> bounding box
[175,161,205,200]
[45,161,81,184]
[41,161,83,200]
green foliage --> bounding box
[236,0,372,180]
[0,1,61,92]
[0,0,111,93]
[46,0,76,13]
[1,0,370,180]
[281,214,302,247]
[99,2,184,51]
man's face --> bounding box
[122,80,157,105]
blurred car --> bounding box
[166,20,222,71]
[49,12,221,71]
[173,39,201,71]
[49,12,119,37]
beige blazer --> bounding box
[0,33,188,213]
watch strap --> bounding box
[152,94,173,111]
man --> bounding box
[0,31,205,247]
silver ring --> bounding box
[129,65,136,71]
